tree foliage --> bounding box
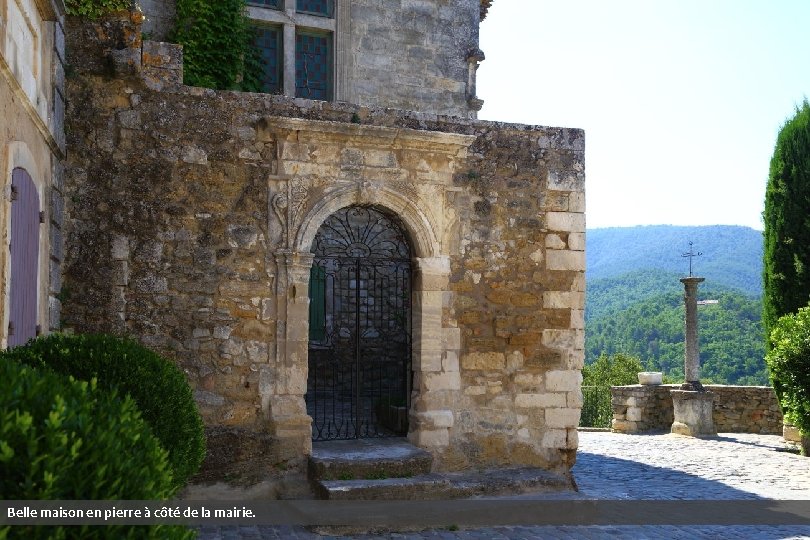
[172,0,263,91]
[766,306,810,438]
[582,353,644,387]
[763,100,810,347]
[587,288,768,385]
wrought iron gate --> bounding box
[306,206,412,440]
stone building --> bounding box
[58,0,585,487]
[0,0,66,349]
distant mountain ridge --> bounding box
[587,225,763,296]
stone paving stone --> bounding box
[196,432,810,539]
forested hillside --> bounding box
[585,226,769,385]
[587,225,763,295]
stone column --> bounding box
[671,276,715,437]
[409,256,456,449]
[680,276,704,390]
[266,249,313,455]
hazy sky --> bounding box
[478,0,810,231]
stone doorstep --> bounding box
[314,467,574,500]
[308,438,434,482]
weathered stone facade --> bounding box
[612,385,783,435]
[136,0,486,117]
[0,0,66,348]
[62,10,585,485]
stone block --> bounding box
[462,352,505,370]
[413,349,443,372]
[515,393,566,408]
[568,232,585,251]
[423,371,461,391]
[546,212,585,233]
[568,349,585,370]
[546,250,586,272]
[569,192,586,212]
[566,428,579,449]
[612,419,637,433]
[567,389,583,408]
[543,291,585,310]
[541,429,567,448]
[542,329,576,349]
[506,350,524,371]
[410,428,449,447]
[545,370,582,392]
[443,327,461,350]
[464,385,486,396]
[626,407,642,422]
[513,373,543,387]
[416,410,454,429]
[545,234,566,249]
[545,408,581,428]
[181,145,208,165]
[442,350,459,372]
[570,309,585,330]
[142,41,183,71]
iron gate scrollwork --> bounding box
[306,205,413,440]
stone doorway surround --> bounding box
[258,117,476,456]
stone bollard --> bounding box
[671,390,716,437]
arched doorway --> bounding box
[306,205,412,440]
[8,168,40,347]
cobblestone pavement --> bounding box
[197,432,810,539]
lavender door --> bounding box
[8,168,39,347]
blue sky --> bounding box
[478,0,810,230]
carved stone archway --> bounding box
[261,117,475,455]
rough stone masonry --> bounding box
[62,11,585,487]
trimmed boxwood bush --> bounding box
[1,334,205,492]
[766,306,810,449]
[0,360,194,539]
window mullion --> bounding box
[282,22,297,97]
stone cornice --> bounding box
[258,116,477,154]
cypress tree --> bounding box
[763,100,810,347]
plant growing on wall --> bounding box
[65,0,131,18]
[172,0,263,91]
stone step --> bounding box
[308,438,433,482]
[314,467,573,500]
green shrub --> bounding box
[766,306,810,441]
[65,0,131,19]
[1,334,205,492]
[0,361,194,539]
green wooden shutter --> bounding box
[309,265,326,341]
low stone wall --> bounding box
[612,385,783,435]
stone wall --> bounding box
[63,13,584,485]
[347,0,482,117]
[137,0,175,41]
[612,385,783,435]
